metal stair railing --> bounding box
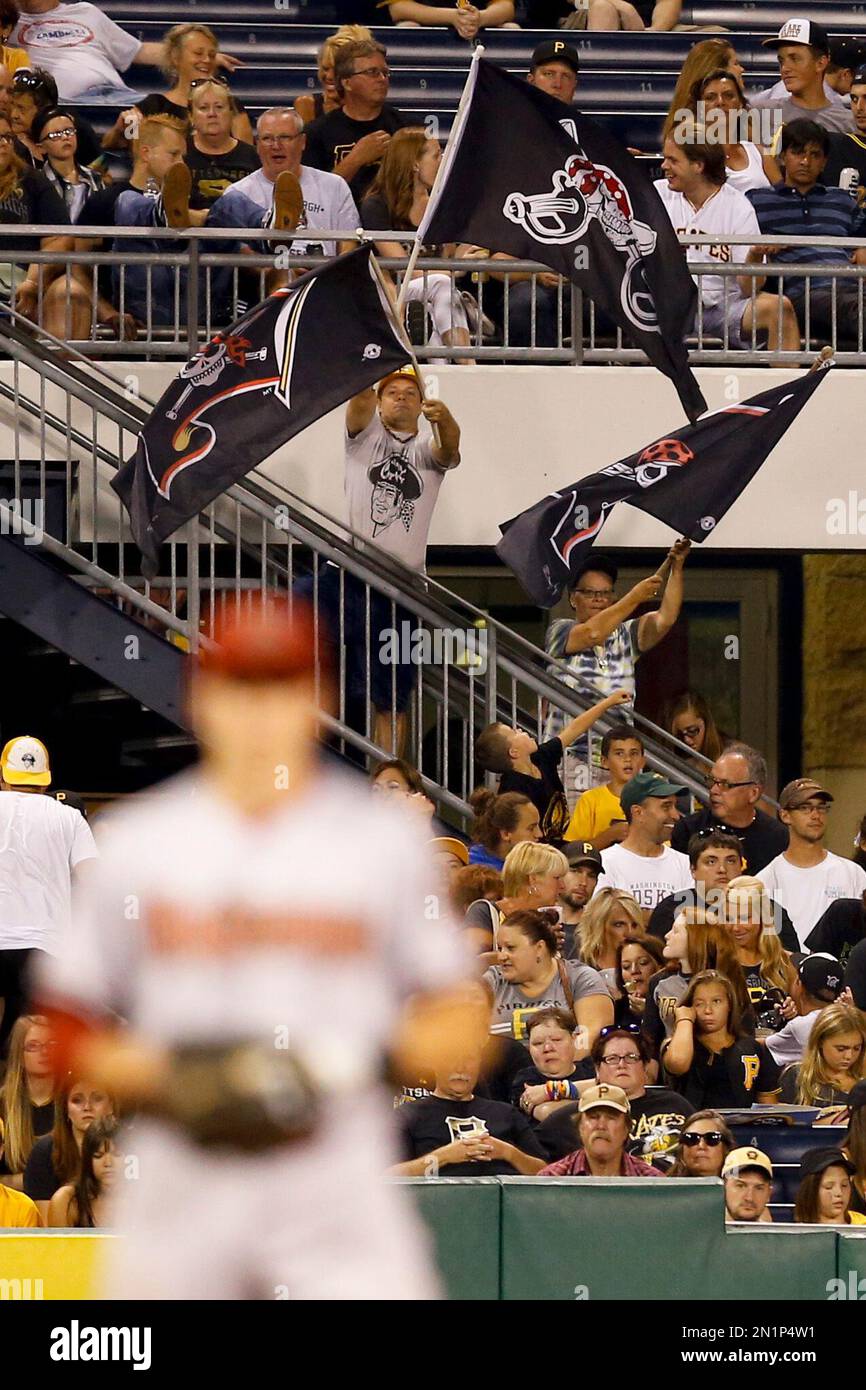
[0,312,718,831]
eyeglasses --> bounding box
[24,1040,58,1053]
[676,723,703,741]
[600,1052,642,1066]
[681,1131,725,1147]
[792,802,830,815]
[574,587,614,599]
[44,127,76,141]
[705,776,756,792]
[350,66,390,80]
[258,133,303,145]
[598,1022,642,1040]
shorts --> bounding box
[694,296,748,349]
[298,563,419,714]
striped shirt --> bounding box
[746,181,859,289]
[543,617,640,741]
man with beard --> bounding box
[537,1083,659,1177]
[559,842,602,960]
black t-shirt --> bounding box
[498,737,569,842]
[303,103,406,202]
[0,169,69,254]
[671,808,789,876]
[806,898,866,967]
[77,178,135,233]
[535,1087,694,1164]
[778,1065,854,1106]
[508,1060,594,1109]
[845,937,866,1011]
[397,1095,546,1175]
[669,1037,780,1109]
[647,887,800,954]
[360,192,444,259]
[0,1098,53,1175]
[822,133,866,230]
[22,1132,62,1200]
[185,140,260,208]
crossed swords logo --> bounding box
[166,336,269,422]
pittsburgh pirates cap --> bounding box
[531,40,580,74]
[564,840,603,870]
[762,19,830,55]
[722,1146,773,1179]
[199,596,320,680]
[578,1083,630,1115]
[376,365,422,397]
[1,735,51,787]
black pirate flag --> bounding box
[113,246,411,576]
[418,56,706,421]
[497,368,831,606]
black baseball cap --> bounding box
[568,553,618,594]
[762,19,830,56]
[531,40,580,74]
[797,953,844,1002]
[829,37,866,70]
[847,1080,866,1114]
[799,1146,854,1180]
[853,65,866,85]
[564,840,603,870]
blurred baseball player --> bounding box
[37,598,476,1299]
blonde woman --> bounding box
[725,876,797,1012]
[160,24,251,143]
[465,841,567,957]
[576,888,644,986]
[294,25,373,125]
[779,1005,866,1107]
[0,1015,57,1189]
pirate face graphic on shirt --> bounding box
[367,452,423,537]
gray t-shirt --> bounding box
[345,413,452,573]
[751,96,855,138]
[482,958,612,1043]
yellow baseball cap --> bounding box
[722,1146,773,1179]
[1,735,51,787]
[376,365,422,396]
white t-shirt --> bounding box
[37,769,466,1091]
[654,179,760,306]
[596,842,693,912]
[222,166,359,258]
[765,1011,818,1069]
[13,3,142,100]
[0,792,97,953]
[758,852,866,949]
[725,142,771,197]
[345,413,454,573]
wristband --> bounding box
[545,1080,580,1101]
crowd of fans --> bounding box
[0,6,862,349]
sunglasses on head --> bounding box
[598,1022,641,1041]
[13,72,51,91]
[189,75,229,89]
[681,1130,725,1147]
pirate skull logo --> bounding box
[367,453,423,537]
[634,437,694,487]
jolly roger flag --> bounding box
[497,367,831,607]
[417,56,706,422]
[112,246,411,577]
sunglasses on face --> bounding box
[44,127,76,141]
[681,1131,725,1147]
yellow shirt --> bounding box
[848,1211,866,1225]
[0,1182,42,1228]
[564,783,624,842]
[1,48,32,74]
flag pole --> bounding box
[808,344,834,373]
[369,248,442,448]
[395,44,484,317]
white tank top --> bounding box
[725,142,772,196]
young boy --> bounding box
[475,691,630,844]
[564,724,645,851]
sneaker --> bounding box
[272,170,305,232]
[161,162,192,230]
[405,298,427,345]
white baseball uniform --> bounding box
[38,767,468,1299]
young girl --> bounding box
[779,1004,866,1107]
[663,970,780,1109]
[23,1075,116,1224]
[48,1117,121,1229]
[643,910,749,1056]
[794,1148,866,1226]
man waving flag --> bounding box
[416,54,707,422]
[497,364,832,606]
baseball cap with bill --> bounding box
[829,37,866,70]
[762,19,830,55]
[376,365,422,397]
[779,777,833,810]
[564,840,603,870]
[1,735,51,787]
[531,40,580,74]
[798,952,844,1003]
[799,1146,855,1180]
[578,1082,630,1115]
[198,596,319,681]
[619,770,687,817]
[722,1146,773,1180]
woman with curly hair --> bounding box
[779,1004,866,1107]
